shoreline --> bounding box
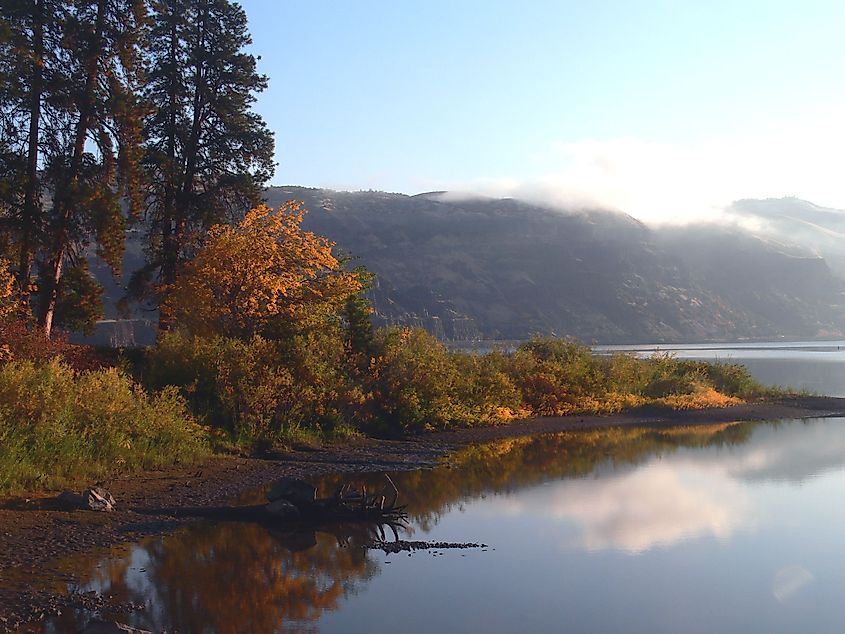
[1,394,844,629]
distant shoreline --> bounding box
[2,394,845,628]
[445,338,845,351]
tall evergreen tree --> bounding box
[137,0,274,328]
[0,0,64,296]
[38,0,148,336]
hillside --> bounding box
[260,187,845,343]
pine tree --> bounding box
[138,0,274,329]
[37,0,148,337]
[0,0,64,296]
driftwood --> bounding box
[139,474,409,539]
[3,487,116,512]
[82,621,151,634]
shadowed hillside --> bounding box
[260,187,845,343]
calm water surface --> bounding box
[43,417,845,633]
[595,340,845,396]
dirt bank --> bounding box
[2,394,844,631]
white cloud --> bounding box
[488,421,845,555]
[438,108,845,225]
[551,462,750,553]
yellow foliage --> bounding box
[163,202,362,337]
[0,258,16,320]
[0,259,17,360]
[656,387,742,410]
[570,392,646,415]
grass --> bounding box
[0,359,209,495]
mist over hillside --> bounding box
[723,197,845,276]
[259,187,845,343]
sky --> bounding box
[239,0,845,224]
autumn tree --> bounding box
[136,0,274,328]
[162,202,362,339]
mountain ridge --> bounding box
[261,187,845,343]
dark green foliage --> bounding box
[0,0,62,295]
[145,327,365,446]
[52,261,104,335]
[688,359,766,397]
[137,0,275,319]
[0,0,273,338]
[343,265,376,358]
[0,0,147,336]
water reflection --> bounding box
[522,460,751,552]
[46,523,379,633]
[42,417,845,633]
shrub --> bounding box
[642,353,707,398]
[146,331,292,442]
[146,328,367,445]
[504,338,608,415]
[453,351,525,423]
[0,317,104,369]
[369,328,466,432]
[0,359,207,494]
[694,360,765,397]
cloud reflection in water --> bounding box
[508,460,751,553]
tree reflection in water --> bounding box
[324,421,758,531]
[143,523,379,631]
[46,522,380,633]
[46,421,761,632]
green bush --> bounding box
[146,331,294,442]
[692,360,764,397]
[641,353,707,398]
[452,351,524,423]
[146,329,366,445]
[369,328,467,432]
[503,337,609,415]
[0,359,207,494]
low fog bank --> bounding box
[444,189,845,279]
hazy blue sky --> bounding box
[240,1,845,222]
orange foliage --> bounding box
[656,386,743,410]
[0,258,14,321]
[48,523,377,633]
[163,202,362,338]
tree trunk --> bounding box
[17,0,43,295]
[39,0,106,337]
[158,11,180,332]
[159,1,208,332]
